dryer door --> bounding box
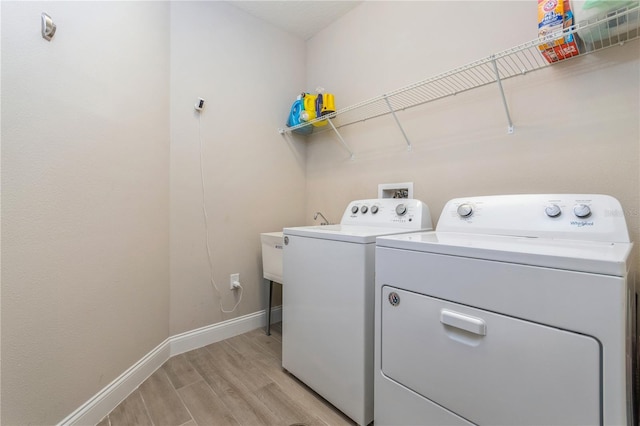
[380,286,600,426]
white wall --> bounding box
[305,1,640,275]
[169,2,306,334]
[1,1,306,423]
[1,2,170,424]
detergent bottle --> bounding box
[287,95,313,135]
[303,92,327,127]
[321,94,336,116]
[315,87,336,117]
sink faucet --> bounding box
[313,211,330,225]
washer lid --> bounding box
[376,231,633,276]
[284,225,431,244]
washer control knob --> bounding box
[371,205,379,214]
[573,204,592,218]
[457,203,473,218]
[361,205,369,214]
[395,204,407,216]
[351,205,359,214]
[545,204,562,218]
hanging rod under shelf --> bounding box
[279,3,639,140]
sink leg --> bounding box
[266,280,273,336]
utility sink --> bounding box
[260,231,283,336]
[260,232,283,284]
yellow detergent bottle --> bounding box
[303,93,327,127]
[320,93,336,116]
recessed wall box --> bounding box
[378,182,413,199]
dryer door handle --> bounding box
[440,309,487,336]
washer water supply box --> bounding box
[260,232,283,283]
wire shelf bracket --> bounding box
[384,95,412,150]
[327,118,355,160]
[491,56,515,134]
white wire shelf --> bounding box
[279,4,639,155]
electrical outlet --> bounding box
[230,273,240,290]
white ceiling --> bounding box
[226,1,363,40]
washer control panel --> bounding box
[440,194,630,242]
[340,198,433,230]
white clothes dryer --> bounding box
[375,194,636,426]
[283,198,433,426]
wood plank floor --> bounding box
[98,323,355,426]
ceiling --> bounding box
[226,1,363,40]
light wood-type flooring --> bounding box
[98,323,355,426]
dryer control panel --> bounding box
[438,194,630,242]
[341,199,433,230]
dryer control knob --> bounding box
[395,204,407,216]
[545,204,562,218]
[351,205,359,214]
[457,203,473,218]
[573,204,592,218]
[361,205,369,214]
[371,205,379,214]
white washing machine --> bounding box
[374,194,636,426]
[283,198,433,426]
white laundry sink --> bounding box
[260,232,283,284]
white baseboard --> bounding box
[170,305,281,356]
[58,338,171,426]
[58,306,282,426]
